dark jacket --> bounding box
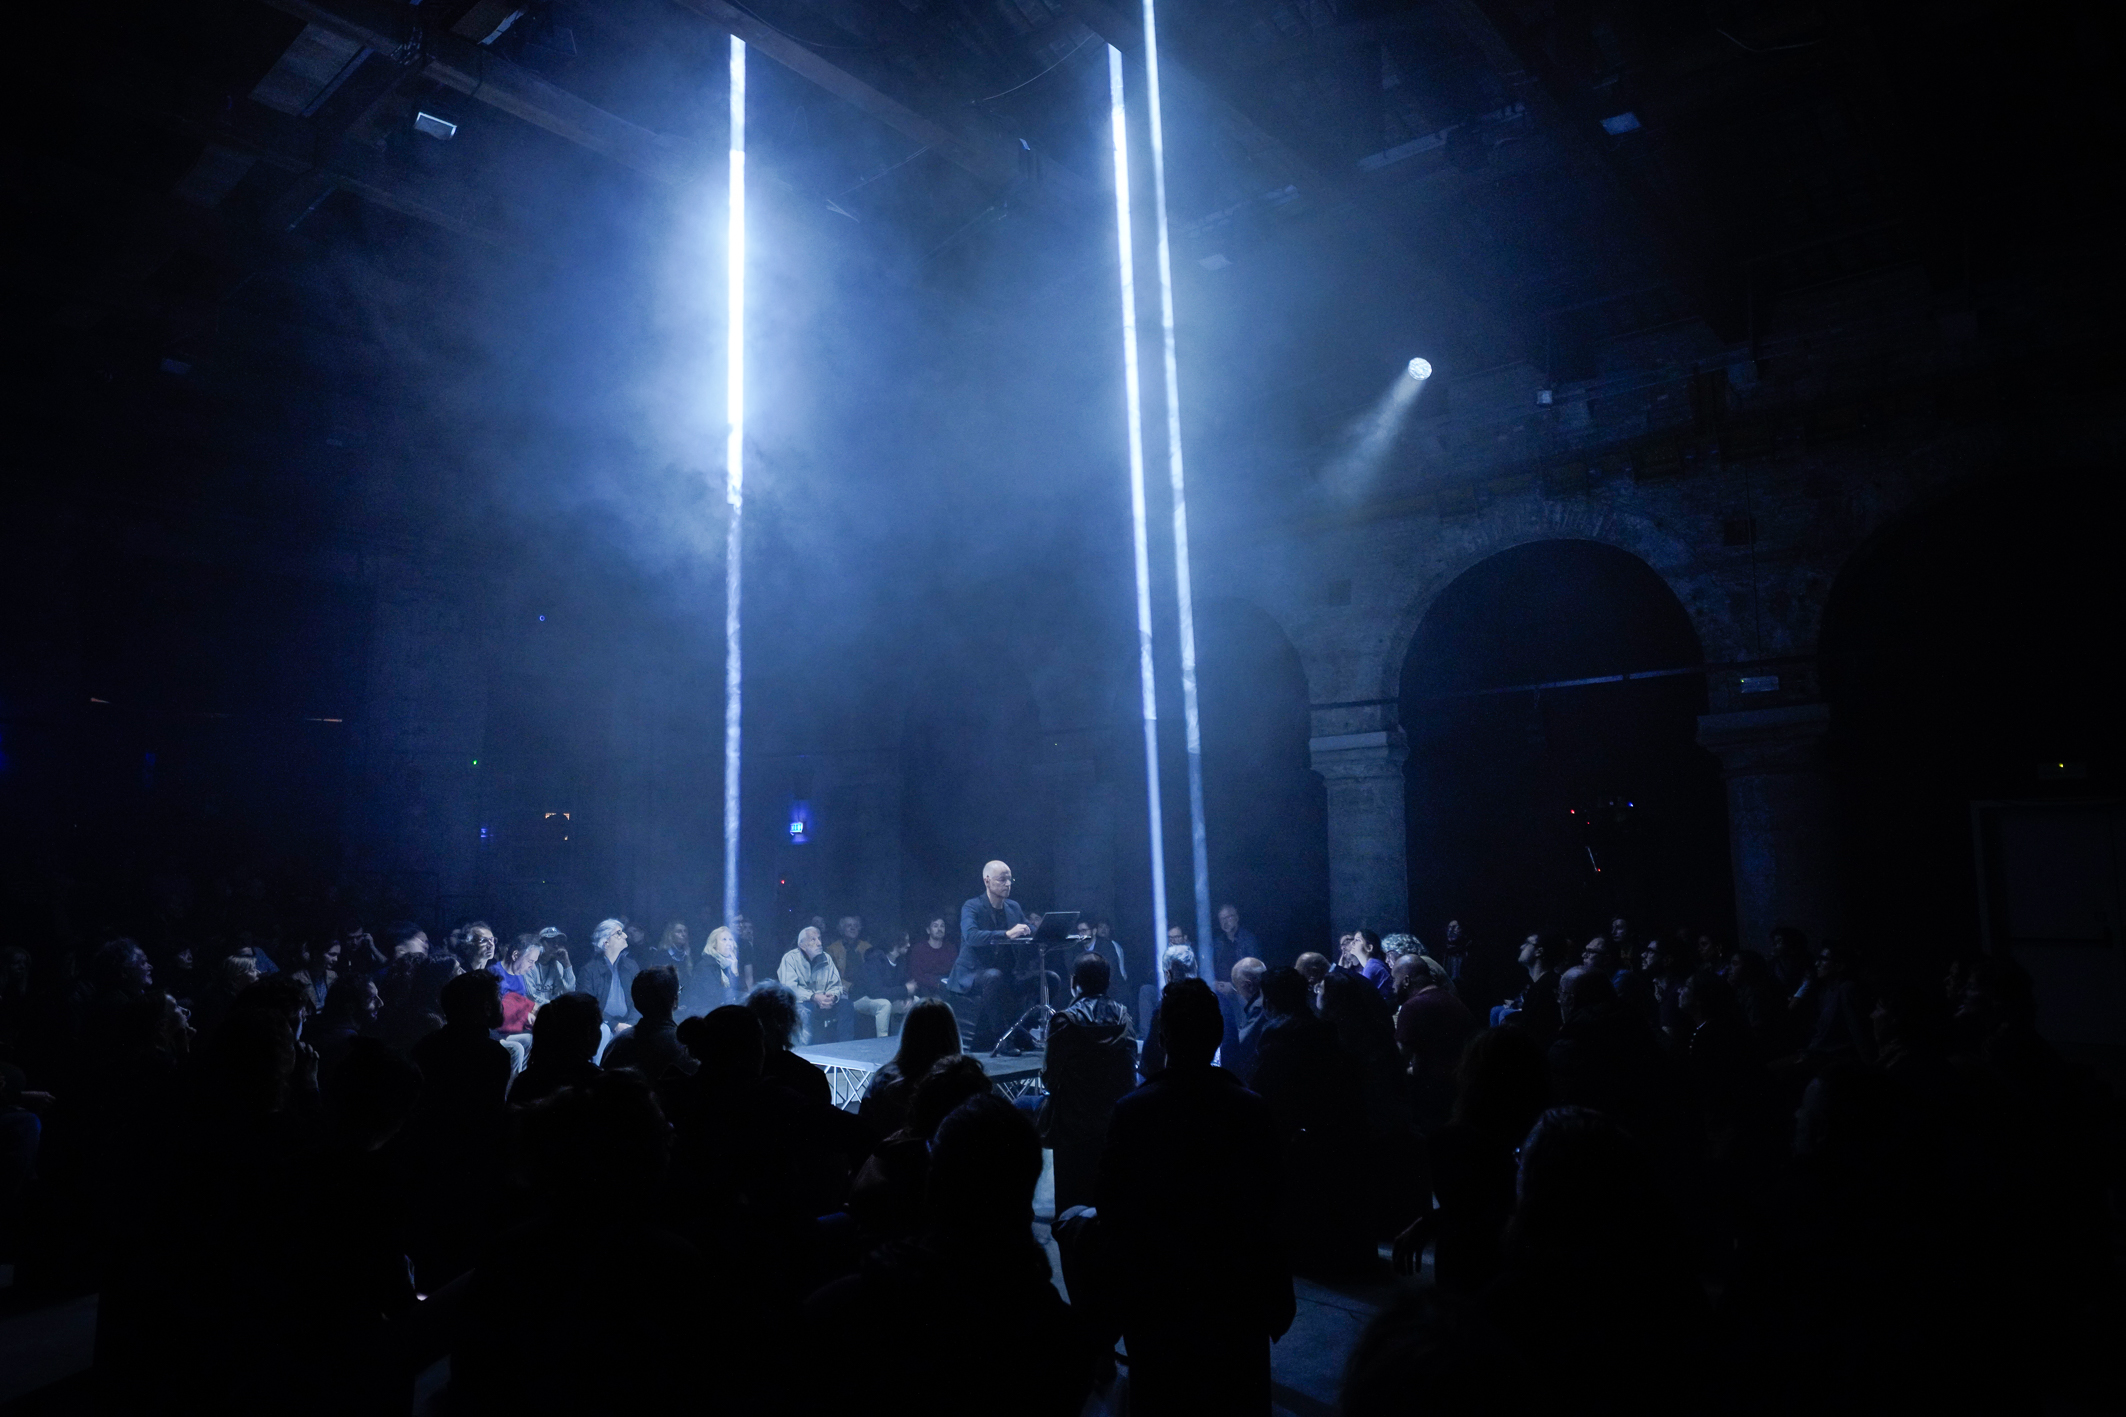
[1040,995,1136,1154]
[1101,1068,1293,1316]
[577,949,642,1025]
[601,1017,697,1083]
[951,896,1025,992]
[1218,988,1266,1083]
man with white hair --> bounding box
[952,860,1032,1049]
[777,925,853,1044]
[576,917,639,1060]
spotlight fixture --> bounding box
[1407,357,1433,381]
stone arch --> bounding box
[1374,502,1705,706]
[1396,537,1730,944]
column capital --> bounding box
[1696,702,1830,777]
[1310,727,1410,780]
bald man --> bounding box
[953,860,1033,1049]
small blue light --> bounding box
[1601,112,1641,135]
[787,799,812,844]
[538,615,546,622]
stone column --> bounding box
[1697,702,1837,954]
[1310,727,1411,934]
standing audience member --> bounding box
[808,1095,1095,1416]
[1219,956,1268,1082]
[1136,942,1198,1078]
[1040,952,1136,1212]
[1097,979,1294,1415]
[1394,960,1477,1130]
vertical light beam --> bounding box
[1140,0,1212,975]
[722,36,746,930]
[1110,44,1169,955]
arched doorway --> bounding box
[1400,539,1731,946]
[1198,598,1330,966]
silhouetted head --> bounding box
[1261,966,1312,1019]
[531,992,602,1067]
[895,998,962,1081]
[1509,1106,1659,1255]
[440,968,504,1030]
[909,1054,994,1139]
[1156,978,1222,1068]
[925,1093,1042,1234]
[683,1004,764,1084]
[745,983,801,1051]
[519,1070,670,1200]
[326,1037,422,1150]
[321,973,381,1028]
[631,964,680,1022]
[1452,1026,1550,1138]
[1557,965,1614,1019]
[1231,957,1266,1001]
[1070,951,1112,999]
[1294,952,1330,985]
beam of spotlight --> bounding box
[1109,43,1169,954]
[722,35,746,930]
[1322,358,1432,497]
[1139,0,1212,970]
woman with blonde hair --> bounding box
[681,924,746,1017]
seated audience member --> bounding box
[853,929,916,1033]
[311,973,382,1072]
[1393,1026,1549,1294]
[745,982,833,1108]
[1338,929,1394,1005]
[410,970,513,1125]
[601,965,698,1082]
[1219,956,1267,1082]
[379,955,459,1053]
[1040,952,1135,1212]
[1394,958,1477,1129]
[384,921,431,962]
[1545,965,1672,1142]
[1098,979,1294,1415]
[1294,951,1330,1010]
[808,1095,1094,1417]
[577,917,640,1055]
[527,927,575,1000]
[1494,934,1573,1048]
[680,924,746,1017]
[509,992,603,1105]
[1726,948,1792,1055]
[907,914,956,998]
[848,1054,995,1242]
[447,921,498,976]
[857,998,961,1137]
[1795,941,1875,1067]
[777,925,855,1044]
